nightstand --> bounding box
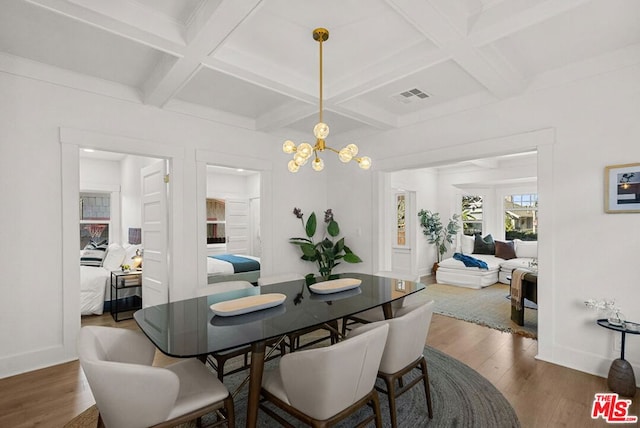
[110,270,142,321]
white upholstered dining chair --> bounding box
[349,300,435,428]
[77,326,234,428]
[259,323,390,427]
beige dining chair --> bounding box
[197,280,284,381]
[260,323,389,427]
[349,300,435,428]
[257,273,339,352]
[77,326,234,428]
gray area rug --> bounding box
[416,282,538,338]
[66,346,520,427]
[200,346,520,427]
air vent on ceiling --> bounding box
[391,88,430,104]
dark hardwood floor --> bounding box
[0,304,637,427]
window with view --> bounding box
[79,192,110,249]
[504,193,538,241]
[461,195,483,236]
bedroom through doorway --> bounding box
[79,149,165,321]
[205,165,261,285]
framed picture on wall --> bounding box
[605,163,640,213]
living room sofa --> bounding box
[435,235,537,289]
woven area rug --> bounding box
[415,282,538,338]
[65,346,519,428]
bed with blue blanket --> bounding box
[207,254,261,284]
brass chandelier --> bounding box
[283,28,371,173]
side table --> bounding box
[110,270,143,321]
[597,319,639,397]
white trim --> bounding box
[195,149,273,291]
[58,127,183,364]
[373,128,555,362]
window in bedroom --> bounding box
[206,198,226,244]
[504,193,538,241]
[79,192,110,249]
[461,195,483,236]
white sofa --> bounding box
[435,235,537,289]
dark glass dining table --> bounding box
[134,272,426,428]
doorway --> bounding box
[78,150,167,316]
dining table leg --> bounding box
[382,302,393,319]
[246,340,267,428]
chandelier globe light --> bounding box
[283,28,371,173]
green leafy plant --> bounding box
[290,208,362,280]
[418,210,461,263]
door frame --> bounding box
[195,149,272,289]
[60,127,183,362]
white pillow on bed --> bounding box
[103,243,126,271]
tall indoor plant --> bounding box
[290,208,362,280]
[418,210,460,273]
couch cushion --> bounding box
[495,240,516,260]
[514,240,537,258]
[499,258,534,271]
[460,234,475,254]
[473,234,495,255]
[439,254,502,271]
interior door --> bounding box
[141,160,169,307]
[250,197,261,257]
[225,198,250,255]
[391,191,417,279]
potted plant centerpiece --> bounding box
[290,208,362,282]
[418,210,460,275]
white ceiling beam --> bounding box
[448,42,526,98]
[398,91,497,128]
[469,158,500,169]
[164,99,256,130]
[143,0,263,107]
[202,56,315,105]
[330,47,450,104]
[388,0,527,100]
[0,52,141,103]
[528,42,640,93]
[25,0,186,56]
[469,0,595,46]
[255,102,316,133]
[328,102,397,130]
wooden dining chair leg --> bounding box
[371,389,383,428]
[420,357,433,419]
[380,373,398,428]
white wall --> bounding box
[120,155,158,244]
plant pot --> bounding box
[431,262,439,276]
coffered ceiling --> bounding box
[1,0,639,143]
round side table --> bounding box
[597,319,639,397]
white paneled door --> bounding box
[226,198,250,255]
[141,160,169,308]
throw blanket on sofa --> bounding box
[209,254,260,273]
[452,253,489,270]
